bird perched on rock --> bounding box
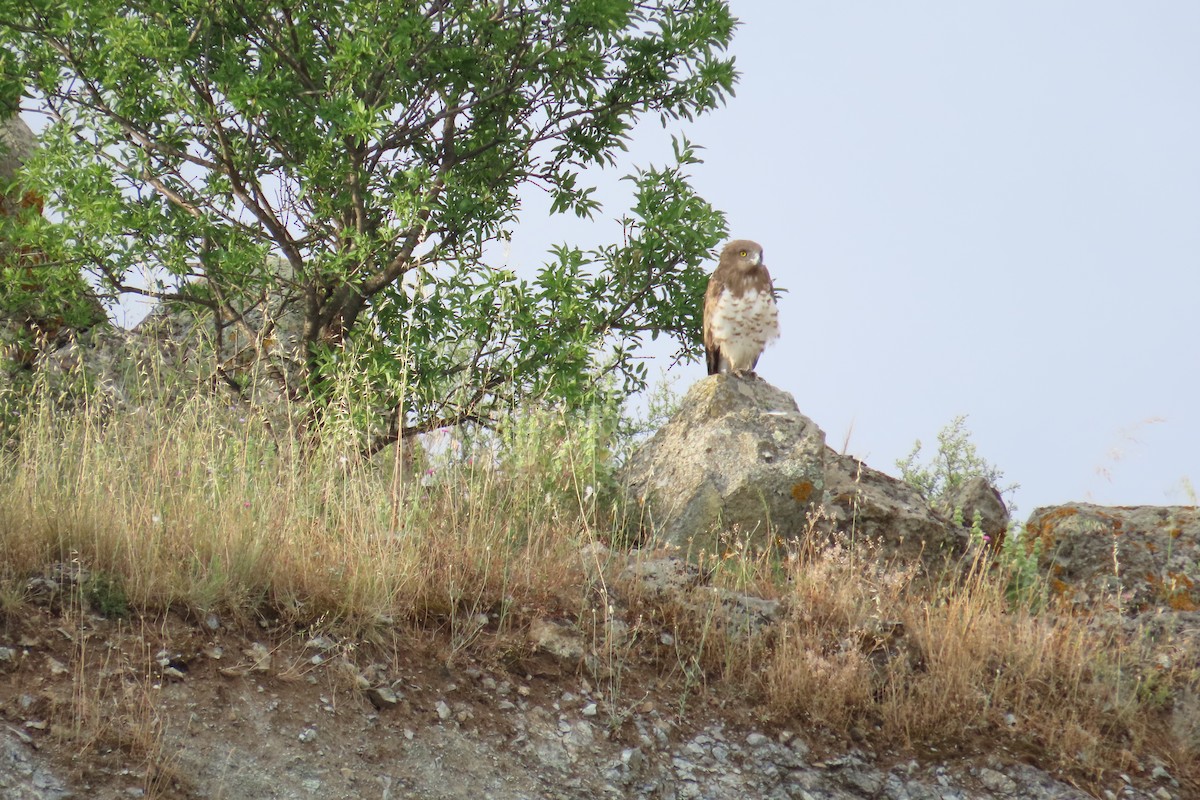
[703,239,780,377]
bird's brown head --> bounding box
[719,239,765,272]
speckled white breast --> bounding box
[710,288,780,372]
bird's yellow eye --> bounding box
[738,249,748,257]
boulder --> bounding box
[822,450,967,563]
[937,475,1011,545]
[621,375,826,559]
[0,113,36,194]
[132,255,309,405]
[622,375,965,565]
[606,549,783,637]
[1025,504,1200,613]
[5,257,308,431]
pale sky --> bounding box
[504,2,1200,515]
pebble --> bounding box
[790,738,810,759]
[1150,765,1173,783]
[435,700,452,721]
[843,767,885,794]
[245,643,271,672]
[297,727,317,743]
[364,686,398,710]
[978,767,1017,795]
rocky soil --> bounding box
[0,597,1187,800]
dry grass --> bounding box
[0,376,598,637]
[663,537,1199,789]
[1,371,1196,791]
[27,587,194,798]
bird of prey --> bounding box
[703,239,780,377]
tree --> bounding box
[0,0,737,447]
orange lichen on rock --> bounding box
[1027,505,1081,552]
[1167,592,1198,612]
[791,481,814,504]
[1042,507,1079,522]
[1168,571,1195,589]
[1050,578,1072,597]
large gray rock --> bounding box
[0,729,71,800]
[622,376,965,565]
[822,450,968,563]
[132,269,309,408]
[4,256,308,426]
[1025,503,1200,613]
[622,375,826,558]
[0,113,36,190]
[938,475,1011,545]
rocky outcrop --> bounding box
[1025,504,1200,755]
[939,475,1011,545]
[622,376,826,558]
[0,113,36,197]
[530,545,782,674]
[132,256,309,405]
[622,376,967,565]
[2,259,309,438]
[1026,504,1200,614]
[0,729,70,800]
[822,449,968,563]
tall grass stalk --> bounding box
[0,365,603,635]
